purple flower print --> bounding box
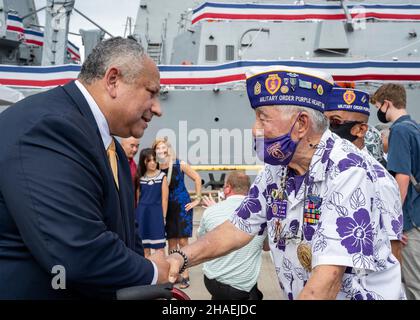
[338,153,373,181]
[286,173,306,196]
[391,215,403,239]
[277,238,286,251]
[373,164,386,178]
[304,224,315,241]
[336,208,374,256]
[263,183,279,220]
[236,185,261,219]
[258,222,267,236]
[289,219,299,235]
[352,291,363,300]
[321,138,335,164]
[338,153,367,172]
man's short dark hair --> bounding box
[225,171,251,195]
[79,37,145,85]
[370,83,407,109]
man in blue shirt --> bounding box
[372,83,420,300]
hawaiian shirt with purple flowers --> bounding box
[361,146,403,241]
[231,129,405,300]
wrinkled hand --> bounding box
[166,253,184,283]
[202,194,217,208]
[185,199,200,211]
[401,233,408,246]
[148,251,170,284]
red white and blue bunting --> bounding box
[192,2,420,25]
[1,60,420,89]
[6,13,81,62]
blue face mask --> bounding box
[254,113,301,166]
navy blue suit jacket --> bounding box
[0,81,154,299]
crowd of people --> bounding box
[0,37,419,300]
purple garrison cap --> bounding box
[245,66,334,112]
[325,87,370,116]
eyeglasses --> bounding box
[329,119,364,129]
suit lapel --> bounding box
[62,81,130,242]
[62,81,101,137]
[62,81,112,181]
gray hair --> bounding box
[79,37,146,85]
[274,105,329,134]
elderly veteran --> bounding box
[166,66,404,300]
[324,87,404,264]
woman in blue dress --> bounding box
[153,137,202,288]
[135,148,168,258]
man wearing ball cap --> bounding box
[325,87,404,265]
[167,66,404,300]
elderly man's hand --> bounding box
[166,253,185,283]
[202,194,217,208]
[148,251,170,284]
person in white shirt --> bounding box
[324,87,404,264]
[198,172,266,300]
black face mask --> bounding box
[377,105,390,124]
[330,121,359,142]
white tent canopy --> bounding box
[0,85,25,106]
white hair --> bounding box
[273,105,329,133]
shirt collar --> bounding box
[392,114,412,127]
[75,80,112,149]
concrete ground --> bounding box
[172,206,285,300]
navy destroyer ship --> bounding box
[1,0,420,187]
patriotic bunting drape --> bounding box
[192,2,420,25]
[1,60,420,89]
[6,13,81,62]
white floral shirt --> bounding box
[231,130,405,300]
[361,146,403,241]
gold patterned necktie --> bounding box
[107,139,119,189]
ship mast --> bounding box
[41,0,75,65]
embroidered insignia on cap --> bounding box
[254,81,261,95]
[317,84,324,96]
[343,90,356,105]
[361,94,367,103]
[299,79,312,90]
[280,85,289,94]
[265,74,281,95]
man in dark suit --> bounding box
[0,37,169,299]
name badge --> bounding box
[272,199,287,219]
[271,189,287,219]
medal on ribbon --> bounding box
[297,242,312,272]
[297,189,323,272]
